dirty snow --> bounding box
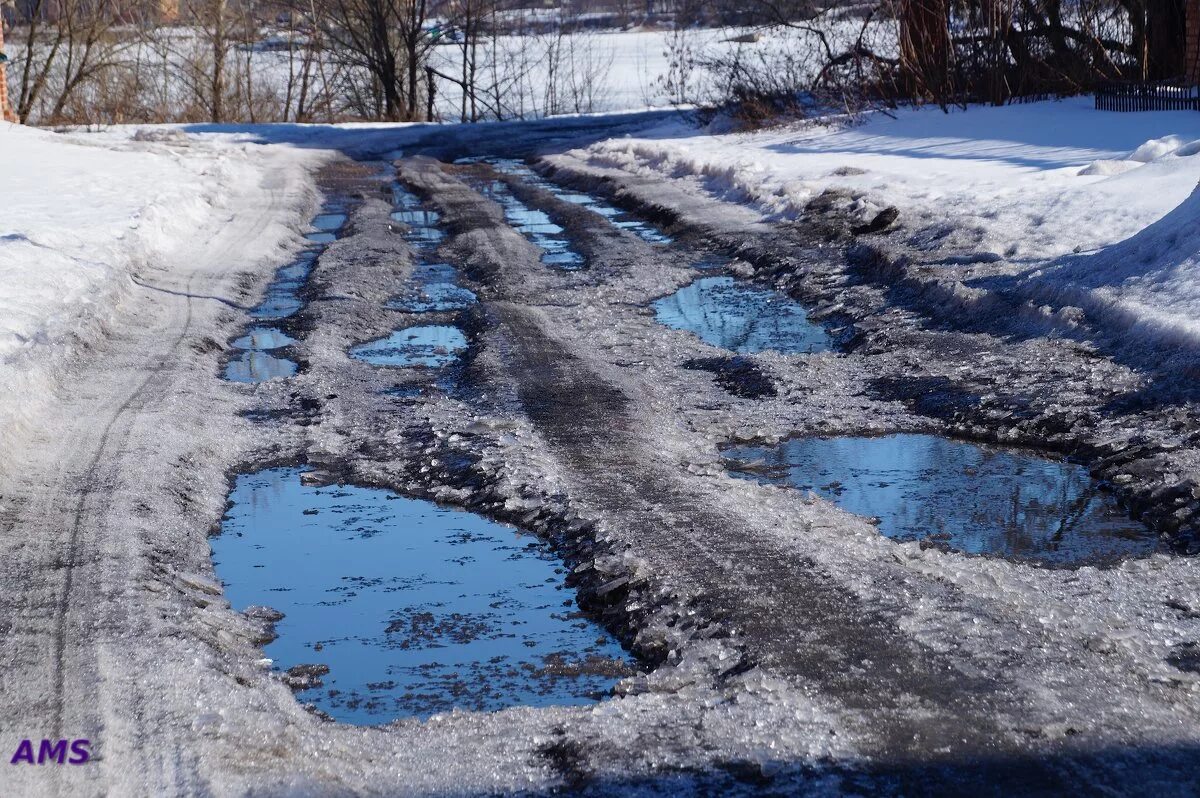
[570,97,1200,346]
[0,123,324,474]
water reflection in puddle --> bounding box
[476,178,585,270]
[232,327,295,350]
[213,468,633,723]
[312,213,348,232]
[351,325,467,368]
[225,351,299,383]
[390,209,441,227]
[723,434,1159,567]
[654,276,831,355]
[388,263,477,313]
[229,202,346,384]
[464,157,673,246]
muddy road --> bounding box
[4,125,1200,796]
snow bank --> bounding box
[1028,183,1200,347]
[0,123,323,475]
[571,97,1200,346]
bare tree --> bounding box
[322,0,431,120]
[10,0,130,123]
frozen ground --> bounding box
[5,100,1200,795]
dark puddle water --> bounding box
[723,433,1160,567]
[225,205,347,383]
[463,156,674,246]
[351,325,468,368]
[213,468,633,723]
[654,276,831,355]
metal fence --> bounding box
[1095,81,1200,112]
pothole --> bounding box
[390,184,447,252]
[231,327,295,350]
[474,178,584,270]
[387,262,477,313]
[225,203,345,383]
[468,156,674,246]
[312,212,348,231]
[212,467,635,723]
[654,276,832,355]
[225,352,299,383]
[351,325,468,368]
[723,433,1160,567]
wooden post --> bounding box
[0,15,17,123]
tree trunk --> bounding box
[897,0,953,103]
[1145,0,1187,80]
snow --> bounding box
[568,97,1200,347]
[0,122,325,475]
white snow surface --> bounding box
[571,97,1200,347]
[0,123,326,474]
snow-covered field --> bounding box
[0,123,323,474]
[571,98,1200,346]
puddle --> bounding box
[388,262,477,313]
[232,327,295,350]
[690,253,733,272]
[392,183,422,208]
[229,203,346,384]
[390,183,447,252]
[723,433,1160,567]
[475,178,584,270]
[312,213,348,232]
[225,352,299,383]
[213,468,633,723]
[351,325,468,368]
[654,276,831,355]
[390,209,441,227]
[401,226,447,248]
[465,157,673,246]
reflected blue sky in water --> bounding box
[654,276,832,355]
[213,468,631,723]
[724,434,1159,567]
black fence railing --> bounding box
[1096,80,1200,112]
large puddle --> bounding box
[654,276,832,355]
[351,325,468,368]
[213,468,633,723]
[226,205,347,383]
[723,434,1159,567]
